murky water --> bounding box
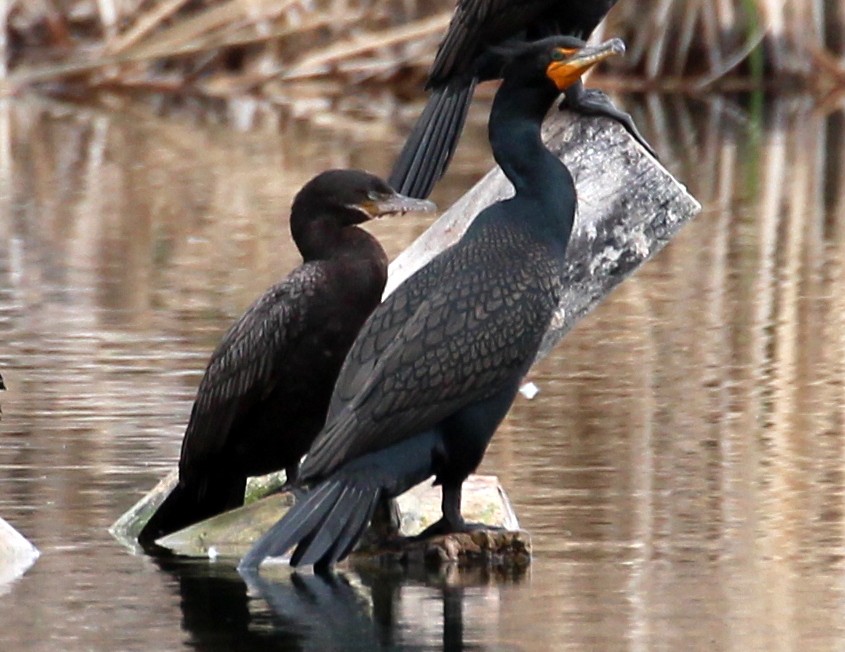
[1,91,844,651]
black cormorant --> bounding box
[240,36,625,570]
[389,0,651,199]
[138,170,435,546]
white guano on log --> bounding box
[385,111,702,361]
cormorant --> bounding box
[138,170,435,546]
[388,0,651,199]
[240,36,624,570]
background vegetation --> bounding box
[2,0,844,100]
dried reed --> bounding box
[1,0,843,97]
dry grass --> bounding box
[1,0,843,99]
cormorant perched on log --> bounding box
[138,170,435,546]
[389,0,652,199]
[240,36,625,571]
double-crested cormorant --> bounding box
[138,170,435,546]
[389,0,651,199]
[240,36,624,570]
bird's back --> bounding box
[303,206,565,481]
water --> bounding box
[1,91,844,651]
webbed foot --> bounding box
[561,82,657,159]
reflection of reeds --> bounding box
[3,0,844,96]
[4,76,845,649]
[481,94,845,648]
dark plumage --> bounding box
[138,170,435,546]
[389,0,652,199]
[240,36,624,571]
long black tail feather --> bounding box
[239,432,441,570]
[388,78,477,199]
[138,475,245,546]
[239,475,383,571]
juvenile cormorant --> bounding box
[389,0,651,199]
[138,170,435,546]
[240,36,625,570]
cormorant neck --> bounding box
[292,216,385,267]
[488,76,576,214]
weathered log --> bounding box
[140,474,524,565]
[386,111,701,361]
[0,517,39,592]
[111,111,699,564]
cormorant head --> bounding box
[292,169,436,228]
[492,36,625,92]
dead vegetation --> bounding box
[1,0,843,100]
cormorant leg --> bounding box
[560,80,657,158]
[413,483,500,540]
[441,483,465,531]
[369,495,401,539]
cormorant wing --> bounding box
[302,228,561,480]
[325,255,447,423]
[428,0,617,85]
[428,0,550,84]
[178,264,328,482]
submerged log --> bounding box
[0,517,39,591]
[112,111,699,565]
[138,474,525,567]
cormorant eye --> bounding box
[550,49,566,62]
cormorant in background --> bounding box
[389,0,652,199]
[138,170,435,546]
[240,36,625,570]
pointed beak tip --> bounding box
[607,38,626,56]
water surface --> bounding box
[0,92,844,651]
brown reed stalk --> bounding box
[2,0,843,96]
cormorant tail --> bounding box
[388,78,477,199]
[239,431,441,570]
[138,476,245,546]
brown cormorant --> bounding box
[240,36,624,570]
[138,170,435,546]
[389,0,651,199]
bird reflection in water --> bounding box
[156,556,526,651]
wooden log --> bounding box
[111,112,700,564]
[146,474,525,565]
[0,517,39,591]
